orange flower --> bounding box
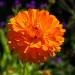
[7,9,65,63]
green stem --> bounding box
[23,63,26,75]
[0,29,11,68]
[0,29,10,54]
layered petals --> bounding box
[7,9,65,63]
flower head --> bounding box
[7,9,65,63]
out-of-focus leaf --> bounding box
[0,29,11,70]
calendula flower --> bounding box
[7,9,65,63]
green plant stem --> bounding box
[0,29,11,68]
[0,29,10,54]
[23,63,26,75]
